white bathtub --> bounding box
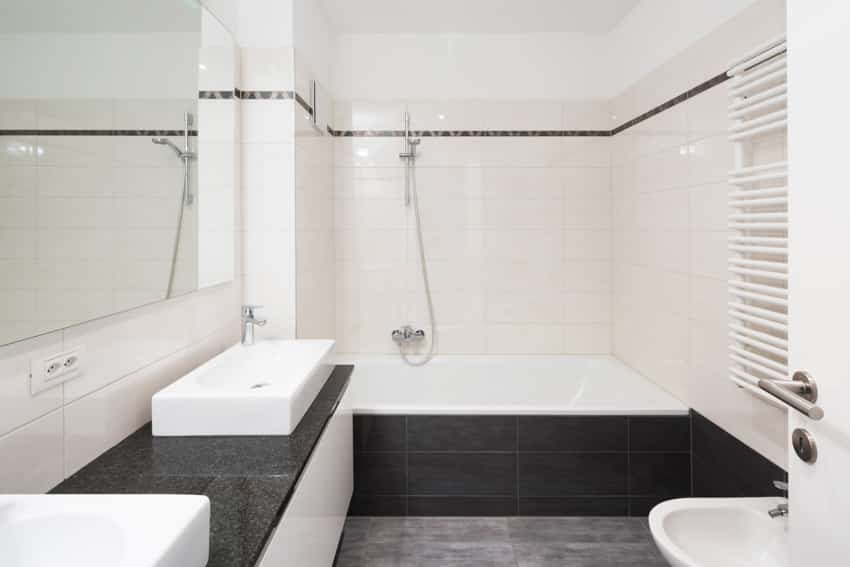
[337,355,687,415]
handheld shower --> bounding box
[394,112,436,366]
[151,112,196,299]
[151,137,190,158]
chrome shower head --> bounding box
[151,137,184,157]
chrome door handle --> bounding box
[758,371,824,420]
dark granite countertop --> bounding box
[52,365,353,567]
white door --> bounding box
[788,1,850,565]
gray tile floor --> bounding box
[335,517,668,567]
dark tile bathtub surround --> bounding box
[691,410,787,498]
[351,414,692,517]
[52,365,353,567]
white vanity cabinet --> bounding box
[256,407,353,567]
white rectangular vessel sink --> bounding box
[152,339,335,436]
[0,495,209,567]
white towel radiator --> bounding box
[727,36,793,410]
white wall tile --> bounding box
[334,100,407,131]
[0,332,64,436]
[37,100,114,130]
[242,100,295,143]
[240,47,294,91]
[689,183,730,231]
[563,230,611,260]
[562,293,611,324]
[485,292,562,325]
[114,99,194,131]
[0,409,64,493]
[609,7,786,468]
[563,324,611,354]
[485,324,563,354]
[689,230,728,280]
[63,328,230,476]
[0,100,37,129]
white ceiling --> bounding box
[320,0,641,35]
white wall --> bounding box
[292,0,337,340]
[202,0,301,340]
[202,0,293,49]
[608,0,760,98]
[293,0,335,93]
[0,33,199,100]
[333,33,612,101]
[330,1,761,102]
[333,101,612,354]
[611,0,787,467]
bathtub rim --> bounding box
[335,354,689,416]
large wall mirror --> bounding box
[0,0,237,346]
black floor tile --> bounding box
[513,542,667,567]
[408,496,518,516]
[518,497,628,516]
[508,517,651,544]
[369,517,510,544]
[336,516,664,567]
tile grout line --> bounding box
[404,415,409,516]
[515,415,520,517]
[689,410,695,496]
[626,417,632,516]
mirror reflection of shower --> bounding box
[151,111,196,299]
[391,112,436,366]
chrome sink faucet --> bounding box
[768,480,789,518]
[241,305,266,346]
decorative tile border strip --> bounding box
[610,71,730,135]
[294,92,313,115]
[198,90,235,100]
[332,71,732,138]
[0,129,198,137]
[236,89,294,100]
[332,129,610,138]
[231,88,313,115]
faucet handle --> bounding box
[773,480,788,492]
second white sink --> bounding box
[0,494,209,567]
[152,339,335,436]
[649,497,789,567]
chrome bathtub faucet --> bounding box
[241,305,267,346]
[391,325,426,345]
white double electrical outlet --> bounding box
[31,347,84,395]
